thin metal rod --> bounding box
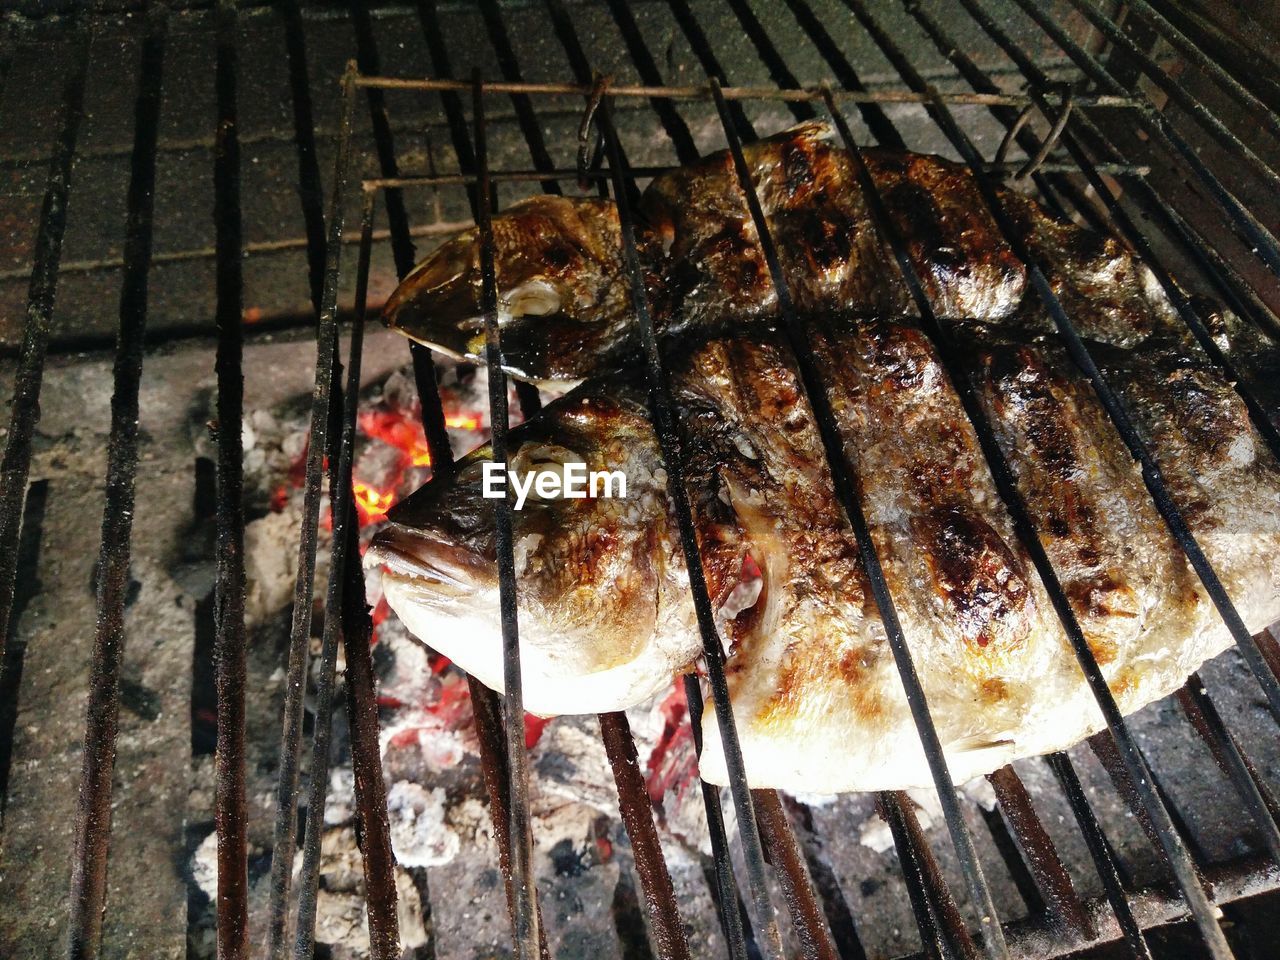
[264,60,358,960]
[212,1,249,956]
[1062,0,1280,193]
[477,0,561,195]
[598,97,783,959]
[1180,680,1280,828]
[603,0,699,163]
[683,676,751,960]
[471,0,550,423]
[780,0,905,147]
[473,74,541,960]
[0,16,88,681]
[878,792,978,960]
[666,0,756,138]
[414,0,483,223]
[711,77,1008,959]
[723,0,814,122]
[1176,677,1280,863]
[600,712,691,960]
[278,0,327,314]
[1046,753,1153,960]
[899,73,1234,955]
[339,514,403,955]
[293,194,383,959]
[996,0,1280,277]
[1120,0,1280,141]
[751,791,839,960]
[350,2,453,472]
[986,767,1092,938]
[351,73,1137,108]
[66,8,166,958]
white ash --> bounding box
[243,504,306,629]
[386,782,460,868]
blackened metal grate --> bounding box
[2,2,1280,960]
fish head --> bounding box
[383,195,633,381]
[363,380,698,714]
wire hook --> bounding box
[994,83,1075,181]
[578,72,612,189]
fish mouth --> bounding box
[364,525,497,602]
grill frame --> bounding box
[0,3,1278,960]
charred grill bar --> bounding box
[1,3,1279,960]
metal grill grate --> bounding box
[1,2,1279,960]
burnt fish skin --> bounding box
[382,195,638,382]
[365,312,1280,793]
[368,121,1280,793]
[385,122,1036,381]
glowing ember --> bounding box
[353,479,396,523]
[358,409,434,468]
[444,413,482,432]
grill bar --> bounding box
[782,0,906,147]
[263,57,357,960]
[362,163,1149,192]
[752,790,839,960]
[350,3,453,473]
[472,74,542,960]
[339,474,404,956]
[351,74,1137,109]
[278,0,326,313]
[711,78,1009,958]
[603,0,699,167]
[1061,0,1280,192]
[682,674,751,960]
[1120,0,1280,139]
[724,0,815,123]
[856,54,1234,949]
[600,712,691,960]
[292,192,380,959]
[1181,679,1280,831]
[986,767,1092,938]
[1176,676,1280,861]
[598,96,785,960]
[929,0,1280,462]
[65,9,166,957]
[0,17,88,675]
[879,791,980,960]
[1046,752,1153,959]
[212,1,249,956]
[477,0,561,197]
[998,0,1280,278]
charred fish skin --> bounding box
[642,121,1028,332]
[368,120,1280,794]
[382,194,642,381]
[690,318,1084,793]
[366,314,1280,792]
[382,123,1038,382]
[366,376,702,716]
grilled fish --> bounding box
[367,123,1280,792]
